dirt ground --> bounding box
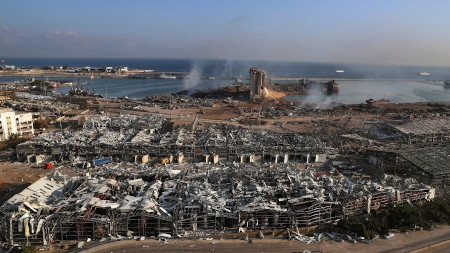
[98,99,449,135]
[83,225,450,253]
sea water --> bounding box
[1,58,450,103]
[3,57,450,79]
[56,78,232,99]
[285,80,450,105]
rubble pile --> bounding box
[194,125,332,154]
[17,114,334,164]
[6,94,77,113]
[65,129,99,147]
[393,118,450,136]
[130,129,158,144]
[83,114,167,132]
[94,131,131,146]
[0,163,434,246]
[145,92,225,109]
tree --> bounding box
[34,117,49,129]
[21,246,37,253]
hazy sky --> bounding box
[1,0,450,66]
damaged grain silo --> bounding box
[249,68,267,102]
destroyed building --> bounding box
[17,114,334,165]
[0,90,14,105]
[359,118,450,195]
[367,141,450,195]
[0,163,435,246]
[364,118,450,144]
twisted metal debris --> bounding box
[0,163,434,246]
[17,114,334,164]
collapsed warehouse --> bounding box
[367,141,450,195]
[364,118,450,144]
[360,118,450,195]
[16,114,334,165]
[0,163,435,246]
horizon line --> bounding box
[1,56,450,68]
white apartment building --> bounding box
[0,108,34,141]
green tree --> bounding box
[21,246,37,253]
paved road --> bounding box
[413,240,450,253]
[378,228,450,253]
[84,226,450,253]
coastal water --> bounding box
[285,80,450,105]
[1,58,450,103]
[56,78,232,99]
[3,57,450,79]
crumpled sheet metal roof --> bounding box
[6,173,66,208]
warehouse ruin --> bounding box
[367,141,450,195]
[0,163,435,246]
[16,114,334,166]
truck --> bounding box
[92,157,112,166]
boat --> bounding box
[233,78,243,85]
[90,74,95,80]
[418,72,430,76]
[444,80,450,88]
[60,81,73,85]
[0,59,5,63]
[366,98,389,105]
[335,70,344,73]
[158,73,176,79]
[50,82,61,89]
[44,78,61,88]
[233,75,243,84]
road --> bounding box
[83,226,450,253]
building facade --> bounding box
[0,108,34,141]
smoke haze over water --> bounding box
[286,80,450,106]
[183,63,202,92]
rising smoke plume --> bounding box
[183,63,202,93]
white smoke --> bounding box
[302,82,337,109]
[221,59,233,78]
[183,63,202,92]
